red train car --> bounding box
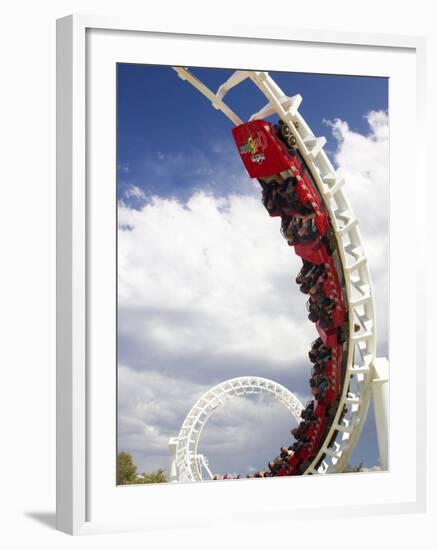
[232,120,292,178]
[232,118,348,477]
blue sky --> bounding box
[117,64,388,204]
[117,64,388,476]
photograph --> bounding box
[1,0,430,544]
[116,64,389,484]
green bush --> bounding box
[116,451,167,485]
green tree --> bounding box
[117,452,168,485]
[116,451,137,485]
[135,468,167,484]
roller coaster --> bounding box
[168,68,389,480]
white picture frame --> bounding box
[56,14,427,535]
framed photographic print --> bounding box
[56,15,426,535]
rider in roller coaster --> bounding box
[257,119,347,477]
[211,116,350,480]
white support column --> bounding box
[372,357,389,471]
[168,437,179,483]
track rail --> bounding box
[176,377,304,482]
[173,67,377,475]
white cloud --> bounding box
[123,184,146,201]
[118,110,389,475]
[118,191,313,366]
[118,365,303,475]
[325,111,389,354]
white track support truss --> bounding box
[174,377,304,482]
[172,67,387,475]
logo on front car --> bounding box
[251,153,266,164]
[239,131,268,165]
[239,132,268,155]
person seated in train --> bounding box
[284,449,295,463]
[309,376,318,389]
[316,375,330,391]
[319,316,334,330]
[311,269,327,290]
[296,260,315,285]
[313,346,332,365]
[281,215,300,244]
[290,427,300,440]
[280,446,292,458]
[310,296,335,326]
[311,362,326,377]
[308,265,326,286]
[262,176,300,215]
[273,176,300,212]
[266,456,283,476]
[307,300,320,323]
[309,345,325,363]
[298,264,326,294]
[308,338,324,361]
[270,181,289,212]
[309,378,319,397]
[261,179,282,215]
[291,440,310,453]
[301,400,314,418]
[295,214,318,244]
[322,295,335,312]
[337,321,360,344]
[301,407,317,422]
[310,266,328,290]
[314,355,331,374]
[275,119,298,154]
[308,310,319,323]
[297,459,313,474]
[300,418,311,430]
[307,292,330,322]
[310,375,330,398]
[276,119,288,136]
[311,342,331,361]
[308,282,325,301]
[274,462,285,476]
[296,195,316,217]
[299,280,312,295]
[273,122,282,137]
[318,303,336,329]
[311,262,326,280]
[307,289,325,309]
[321,229,337,256]
[282,211,317,245]
[291,420,310,440]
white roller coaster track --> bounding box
[172,67,382,476]
[175,377,304,482]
